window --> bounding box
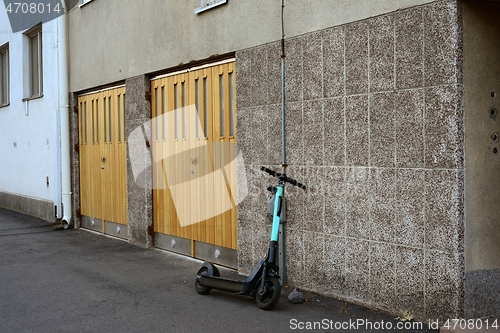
[194,0,227,14]
[0,43,9,106]
[28,27,43,98]
[80,0,93,7]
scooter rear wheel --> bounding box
[195,267,212,295]
[255,276,281,310]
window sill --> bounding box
[79,0,93,8]
[22,94,44,102]
[194,0,227,14]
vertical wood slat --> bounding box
[222,64,232,249]
[79,98,89,216]
[213,65,223,248]
[228,63,238,248]
[171,75,180,238]
[205,68,215,246]
[151,81,160,234]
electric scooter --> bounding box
[195,166,306,310]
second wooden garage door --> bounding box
[151,60,238,267]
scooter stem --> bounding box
[261,265,268,290]
[271,185,284,242]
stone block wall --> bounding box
[124,75,153,247]
[69,92,81,228]
[236,0,465,321]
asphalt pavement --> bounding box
[0,207,439,333]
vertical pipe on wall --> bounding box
[53,109,62,219]
[58,2,72,228]
[281,0,286,171]
[279,0,287,286]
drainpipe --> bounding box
[278,0,287,285]
[281,0,286,172]
[58,3,72,229]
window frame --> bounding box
[27,26,43,99]
[79,0,93,7]
[0,43,9,107]
[194,0,227,14]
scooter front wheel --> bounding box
[255,276,281,310]
[195,267,212,295]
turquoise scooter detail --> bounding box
[195,166,306,310]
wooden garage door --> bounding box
[78,86,128,237]
[151,60,237,266]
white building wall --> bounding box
[0,8,62,221]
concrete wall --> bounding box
[69,92,81,228]
[462,0,500,318]
[67,0,439,92]
[237,0,465,321]
[65,0,500,321]
[463,0,500,273]
[0,13,62,222]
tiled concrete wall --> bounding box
[69,92,81,228]
[236,0,464,321]
[125,75,153,247]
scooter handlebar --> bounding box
[260,167,306,190]
[260,167,278,177]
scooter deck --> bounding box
[197,274,253,295]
